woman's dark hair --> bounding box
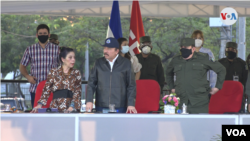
[117,37,131,60]
[59,47,74,64]
[36,24,50,33]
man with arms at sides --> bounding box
[19,24,60,108]
[219,42,248,112]
[136,36,165,95]
[86,37,137,113]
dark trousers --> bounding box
[240,93,246,112]
[96,106,127,113]
[30,92,35,108]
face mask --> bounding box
[121,46,129,54]
[38,35,49,44]
[142,46,151,54]
[180,48,192,58]
[195,39,203,47]
[226,51,237,59]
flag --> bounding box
[129,0,145,56]
[106,1,123,39]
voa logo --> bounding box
[226,129,246,136]
[220,7,238,25]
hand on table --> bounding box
[171,89,175,93]
[86,102,93,112]
[126,106,137,114]
[64,107,74,113]
[30,104,42,113]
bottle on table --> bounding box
[182,103,187,114]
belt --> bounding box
[53,89,73,99]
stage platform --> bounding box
[1,113,250,141]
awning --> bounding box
[2,1,250,17]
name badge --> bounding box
[233,75,239,81]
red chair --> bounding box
[34,80,53,108]
[209,80,243,114]
[135,80,160,113]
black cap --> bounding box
[102,37,119,49]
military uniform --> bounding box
[136,36,165,92]
[218,42,248,111]
[49,34,59,45]
[166,38,226,113]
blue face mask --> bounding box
[121,46,129,54]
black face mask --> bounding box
[226,51,236,59]
[38,35,49,44]
[180,48,192,58]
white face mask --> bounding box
[142,46,151,54]
[121,46,129,54]
[195,39,203,47]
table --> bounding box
[1,114,249,141]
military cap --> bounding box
[140,36,151,43]
[226,42,237,49]
[180,38,195,47]
[49,34,58,40]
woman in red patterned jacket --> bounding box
[31,47,82,113]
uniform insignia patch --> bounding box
[211,57,215,62]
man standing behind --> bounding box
[219,42,248,112]
[86,37,137,113]
[19,24,60,108]
[166,38,226,113]
[49,34,60,45]
[136,36,165,93]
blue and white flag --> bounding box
[106,1,123,39]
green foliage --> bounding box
[1,15,250,80]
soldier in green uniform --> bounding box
[136,36,165,94]
[218,42,248,112]
[166,38,226,114]
[49,34,60,45]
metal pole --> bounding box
[219,26,231,59]
[237,17,246,61]
[82,42,89,100]
[85,42,89,81]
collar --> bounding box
[106,54,119,63]
[57,65,74,76]
[179,52,197,60]
[226,57,238,63]
[192,52,198,59]
[138,53,152,59]
[38,41,50,49]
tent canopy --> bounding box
[2,1,250,18]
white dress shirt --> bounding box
[107,54,119,72]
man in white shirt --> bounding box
[86,37,137,113]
